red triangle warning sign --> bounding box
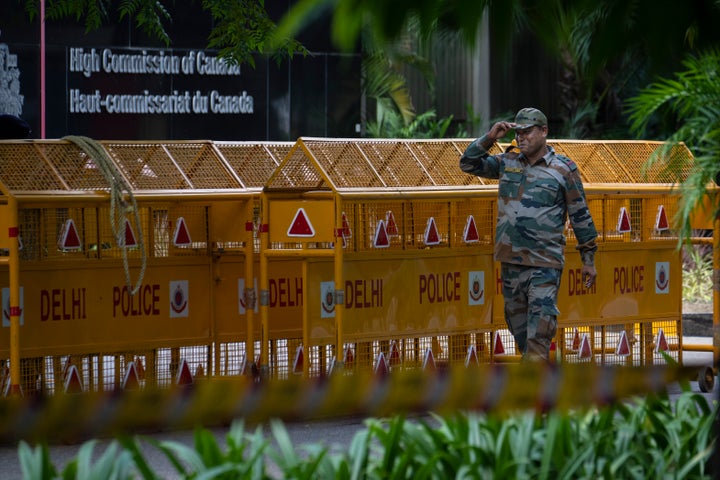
[341,212,352,238]
[123,361,141,390]
[423,347,436,371]
[617,207,632,233]
[344,346,354,369]
[655,205,669,231]
[59,219,82,250]
[373,220,390,248]
[655,329,669,353]
[176,359,194,386]
[64,365,83,394]
[122,219,138,248]
[465,345,479,368]
[424,217,440,245]
[375,352,389,378]
[389,341,401,366]
[493,332,505,355]
[463,215,480,243]
[385,211,399,236]
[571,328,580,351]
[578,334,592,359]
[134,356,146,380]
[293,345,304,374]
[173,217,192,246]
[287,208,315,237]
[615,331,631,356]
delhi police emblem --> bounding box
[468,271,484,305]
[169,280,189,317]
[655,262,669,294]
[320,281,335,317]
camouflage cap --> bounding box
[512,108,547,129]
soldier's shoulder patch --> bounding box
[551,154,578,172]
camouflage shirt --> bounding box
[460,135,598,269]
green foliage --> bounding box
[21,0,308,65]
[202,0,308,68]
[627,48,720,242]
[19,439,138,479]
[118,0,171,45]
[682,245,713,303]
[18,442,57,480]
[366,109,457,139]
[19,392,718,479]
[22,0,172,44]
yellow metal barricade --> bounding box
[0,136,709,394]
[0,139,291,395]
[258,138,698,377]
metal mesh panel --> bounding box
[409,200,451,247]
[215,143,290,188]
[310,141,385,189]
[266,146,329,190]
[104,143,192,190]
[492,329,518,358]
[155,205,209,256]
[5,345,213,396]
[163,143,239,189]
[0,143,71,191]
[342,333,502,373]
[304,344,334,377]
[34,207,98,261]
[347,197,496,252]
[0,138,696,195]
[645,195,679,240]
[216,342,254,376]
[357,142,433,187]
[603,197,631,242]
[96,205,147,259]
[16,204,210,261]
[261,338,296,379]
[644,320,681,365]
[550,142,635,183]
[277,138,511,191]
[547,141,694,184]
[559,321,680,365]
[453,198,495,246]
[348,201,406,252]
[410,141,470,186]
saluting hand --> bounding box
[488,121,513,142]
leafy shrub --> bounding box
[17,390,718,479]
[683,244,713,303]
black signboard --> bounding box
[0,3,361,141]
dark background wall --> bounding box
[0,2,362,141]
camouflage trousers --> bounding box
[500,263,562,361]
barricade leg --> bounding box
[642,322,654,365]
[169,348,180,379]
[146,349,157,388]
[52,356,62,394]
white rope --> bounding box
[64,136,147,296]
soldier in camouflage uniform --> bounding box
[459,108,598,361]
